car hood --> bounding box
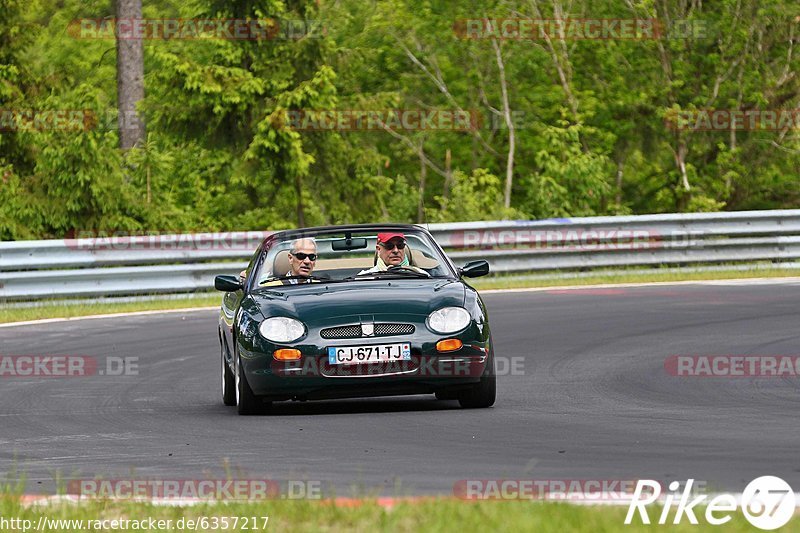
[251,279,466,326]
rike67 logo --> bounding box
[625,477,796,530]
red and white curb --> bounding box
[13,494,440,509]
[12,493,800,508]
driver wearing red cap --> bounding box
[358,232,425,275]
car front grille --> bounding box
[320,325,362,339]
[375,323,415,336]
[320,323,415,339]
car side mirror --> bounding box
[215,275,243,292]
[459,260,489,278]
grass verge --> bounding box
[0,295,221,324]
[470,266,800,290]
[0,496,770,532]
[2,266,800,324]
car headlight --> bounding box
[427,307,470,334]
[259,317,305,343]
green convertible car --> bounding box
[215,224,495,415]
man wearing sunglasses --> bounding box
[358,232,425,275]
[259,238,318,286]
[283,238,318,284]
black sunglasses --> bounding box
[379,240,406,250]
[290,252,317,261]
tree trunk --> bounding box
[675,139,690,192]
[116,0,145,149]
[417,148,427,223]
[442,148,452,199]
[294,169,306,227]
[491,38,515,209]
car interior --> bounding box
[258,233,447,283]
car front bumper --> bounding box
[240,340,491,401]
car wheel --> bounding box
[457,356,496,409]
[235,352,270,415]
[221,341,236,406]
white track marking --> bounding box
[0,307,218,328]
[3,277,800,328]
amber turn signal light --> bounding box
[274,349,302,360]
[436,339,463,352]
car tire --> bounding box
[457,356,496,409]
[221,341,236,406]
[236,352,270,415]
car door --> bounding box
[220,245,263,362]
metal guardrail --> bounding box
[2,210,800,300]
[0,231,270,270]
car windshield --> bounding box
[251,227,456,287]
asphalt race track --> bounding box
[1,281,799,497]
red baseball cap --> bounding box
[377,232,405,243]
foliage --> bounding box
[430,169,521,222]
[0,0,798,239]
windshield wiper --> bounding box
[355,267,431,279]
[258,274,331,285]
